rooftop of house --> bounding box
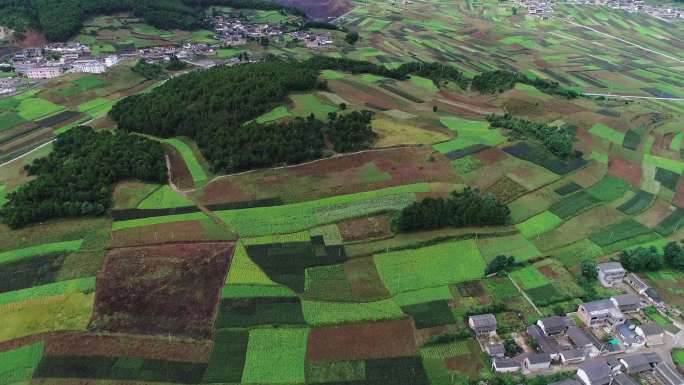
[611,294,641,307]
[469,313,497,328]
[581,299,622,315]
[598,262,625,273]
[645,288,664,303]
[620,352,662,371]
[627,273,649,290]
[655,362,684,385]
[637,323,664,336]
[579,359,612,382]
[560,348,585,360]
[493,358,521,368]
[486,343,505,356]
[567,326,595,347]
[526,353,551,365]
[539,315,575,330]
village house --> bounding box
[19,65,64,79]
[0,77,20,94]
[71,60,106,74]
[485,342,505,358]
[645,288,665,307]
[654,362,684,385]
[559,349,586,364]
[635,323,665,346]
[617,323,643,347]
[492,358,521,373]
[611,294,643,313]
[625,273,649,295]
[598,262,626,287]
[523,353,551,371]
[469,314,497,336]
[577,359,613,385]
[578,299,625,328]
[537,315,575,336]
[567,326,601,357]
[527,324,561,360]
[619,352,662,374]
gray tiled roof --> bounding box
[526,353,551,365]
[638,323,665,336]
[612,294,641,306]
[560,348,585,360]
[470,313,497,327]
[579,359,612,385]
[598,262,625,273]
[549,380,582,385]
[494,358,521,369]
[582,299,618,313]
[567,326,594,347]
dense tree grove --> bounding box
[620,241,684,272]
[471,70,581,98]
[0,0,300,41]
[393,187,510,232]
[326,110,376,152]
[581,259,598,280]
[344,31,359,44]
[111,59,382,173]
[0,126,166,228]
[396,62,469,89]
[487,113,576,158]
[485,255,515,276]
[132,59,166,79]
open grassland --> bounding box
[162,138,209,185]
[0,240,83,264]
[137,185,193,209]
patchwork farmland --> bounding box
[0,0,684,383]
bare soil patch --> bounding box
[338,215,392,242]
[306,319,417,362]
[608,156,642,187]
[90,242,234,338]
[165,144,194,190]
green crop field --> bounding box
[374,239,485,295]
[589,123,625,145]
[510,266,550,290]
[17,98,64,120]
[302,298,404,325]
[0,240,83,264]
[242,328,309,384]
[516,211,564,239]
[255,105,291,123]
[0,277,95,307]
[0,341,44,383]
[291,94,337,119]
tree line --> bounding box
[0,126,167,228]
[487,113,576,158]
[393,187,510,232]
[471,70,581,99]
[0,0,302,41]
[619,242,684,272]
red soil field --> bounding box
[276,0,353,19]
[110,220,220,248]
[608,156,642,187]
[306,319,417,362]
[338,215,392,242]
[198,147,460,206]
[165,144,194,190]
[43,332,211,363]
[328,80,405,111]
[672,175,684,208]
[90,242,234,339]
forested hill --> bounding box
[0,0,302,41]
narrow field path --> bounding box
[507,273,542,316]
[584,93,684,101]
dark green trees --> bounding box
[487,114,575,158]
[0,126,166,228]
[485,255,516,276]
[393,187,510,232]
[344,31,359,44]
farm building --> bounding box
[577,359,614,385]
[71,60,106,74]
[469,314,497,335]
[559,349,586,364]
[654,362,684,385]
[597,262,626,287]
[625,273,649,294]
[567,326,600,357]
[611,294,643,313]
[19,65,64,79]
[577,299,625,328]
[492,358,522,373]
[485,342,505,358]
[523,353,551,371]
[537,315,575,336]
[635,323,665,346]
[645,288,664,307]
[619,352,662,374]
[527,325,560,359]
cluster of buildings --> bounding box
[511,0,684,20]
[289,31,335,48]
[210,15,283,46]
[469,261,681,385]
[10,44,119,79]
[136,43,217,62]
